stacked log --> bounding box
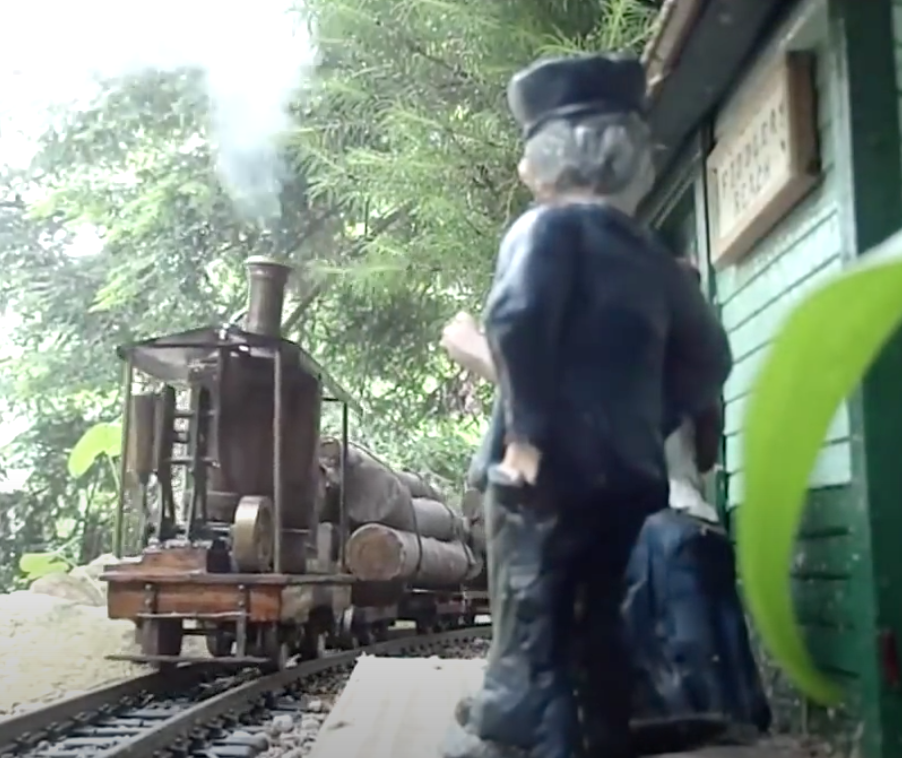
[345,523,482,586]
[410,497,466,541]
[319,438,414,530]
[396,470,443,501]
[319,438,479,586]
[461,488,486,555]
[319,439,466,537]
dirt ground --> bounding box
[0,555,205,715]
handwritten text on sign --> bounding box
[706,54,819,268]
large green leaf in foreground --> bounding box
[739,240,902,706]
[67,421,122,479]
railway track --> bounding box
[0,625,492,758]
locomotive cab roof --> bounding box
[115,324,361,414]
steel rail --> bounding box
[0,625,491,758]
[103,625,490,758]
[0,663,222,756]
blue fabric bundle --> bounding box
[625,508,772,736]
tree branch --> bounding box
[281,203,413,333]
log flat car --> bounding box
[101,257,486,669]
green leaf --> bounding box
[18,552,69,579]
[739,242,902,707]
[67,421,122,479]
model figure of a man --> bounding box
[441,52,733,758]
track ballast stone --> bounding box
[217,637,491,758]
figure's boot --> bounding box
[442,720,528,758]
[456,697,473,728]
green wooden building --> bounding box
[637,0,902,756]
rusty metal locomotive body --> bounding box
[102,257,485,669]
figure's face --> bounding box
[517,157,544,198]
[517,152,656,210]
[517,157,575,202]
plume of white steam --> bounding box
[1,0,318,219]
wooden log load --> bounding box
[460,488,486,555]
[320,438,410,528]
[410,497,465,542]
[346,523,483,586]
[396,469,443,501]
[319,438,466,540]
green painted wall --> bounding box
[712,43,864,717]
[895,1,902,114]
[643,0,902,755]
[648,9,872,748]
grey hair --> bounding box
[523,112,656,210]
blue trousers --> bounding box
[444,479,666,758]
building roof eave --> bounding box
[642,0,795,186]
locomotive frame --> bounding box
[101,257,488,670]
[101,257,361,668]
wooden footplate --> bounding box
[102,557,354,667]
[103,570,353,623]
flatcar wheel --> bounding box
[372,621,389,642]
[206,632,234,658]
[140,619,183,658]
[416,618,438,635]
[298,625,327,661]
[355,627,374,647]
[260,625,290,670]
[335,609,358,650]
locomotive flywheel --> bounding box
[231,495,275,572]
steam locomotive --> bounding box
[100,257,488,669]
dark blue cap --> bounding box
[507,53,647,140]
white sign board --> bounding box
[706,53,820,268]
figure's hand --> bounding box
[497,442,541,485]
[441,312,481,356]
[441,312,487,373]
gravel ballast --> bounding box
[251,637,492,758]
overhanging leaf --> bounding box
[18,552,69,578]
[739,244,902,706]
[67,420,122,479]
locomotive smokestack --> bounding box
[244,256,292,337]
